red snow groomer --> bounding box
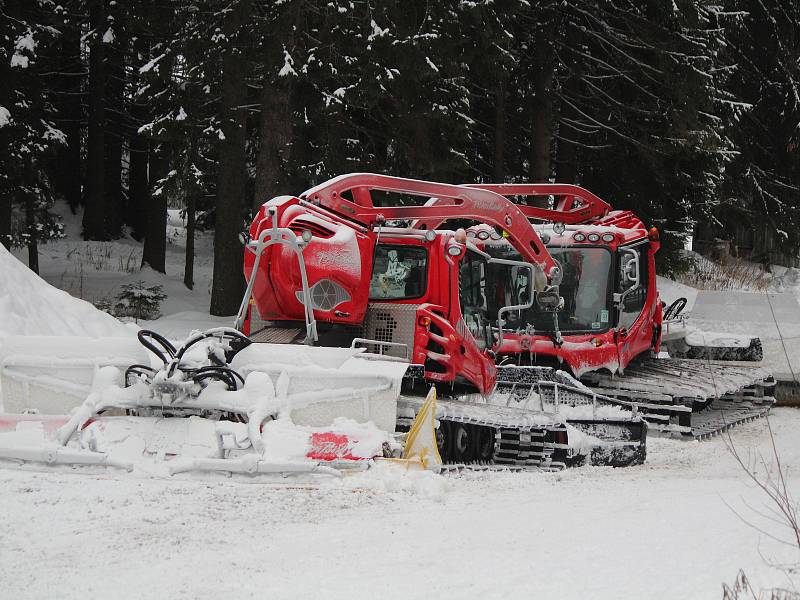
[237,174,771,465]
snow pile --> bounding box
[0,244,130,338]
[339,458,450,499]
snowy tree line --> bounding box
[0,0,798,315]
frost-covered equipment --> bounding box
[235,205,318,345]
[0,328,407,476]
[0,336,150,414]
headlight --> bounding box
[447,244,463,256]
[602,233,615,242]
[301,229,313,243]
[424,230,437,242]
[477,230,490,240]
[587,233,601,242]
[573,232,586,242]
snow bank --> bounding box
[657,275,698,313]
[0,244,130,338]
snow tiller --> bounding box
[0,327,410,476]
[236,173,772,445]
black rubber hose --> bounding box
[664,297,688,321]
[193,372,236,391]
[125,364,157,386]
[137,330,177,364]
[173,329,252,363]
[191,367,245,391]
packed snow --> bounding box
[1,413,799,598]
[3,205,800,598]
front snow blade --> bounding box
[567,418,647,468]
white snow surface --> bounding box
[0,244,131,338]
[2,411,800,598]
[4,200,800,597]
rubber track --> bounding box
[398,395,566,470]
[580,357,775,438]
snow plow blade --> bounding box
[661,298,763,362]
[566,419,647,468]
[0,336,149,414]
[663,332,764,362]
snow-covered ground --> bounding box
[3,207,800,598]
[10,203,217,326]
[1,413,799,599]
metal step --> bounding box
[250,327,303,344]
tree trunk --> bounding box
[140,47,173,273]
[54,23,83,213]
[253,79,291,208]
[127,34,150,240]
[141,142,167,272]
[0,194,11,250]
[105,131,124,236]
[184,190,195,290]
[529,66,554,182]
[82,0,107,239]
[493,74,507,182]
[104,5,127,237]
[128,132,148,240]
[528,29,556,183]
[210,0,250,316]
[555,72,582,183]
[25,191,39,274]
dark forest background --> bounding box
[1,0,798,315]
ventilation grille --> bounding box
[289,218,335,239]
[362,303,420,359]
[296,279,351,311]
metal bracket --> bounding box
[235,207,318,345]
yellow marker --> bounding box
[402,386,443,471]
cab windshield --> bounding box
[483,244,613,333]
[532,247,612,333]
[459,250,532,347]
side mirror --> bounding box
[620,249,640,287]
